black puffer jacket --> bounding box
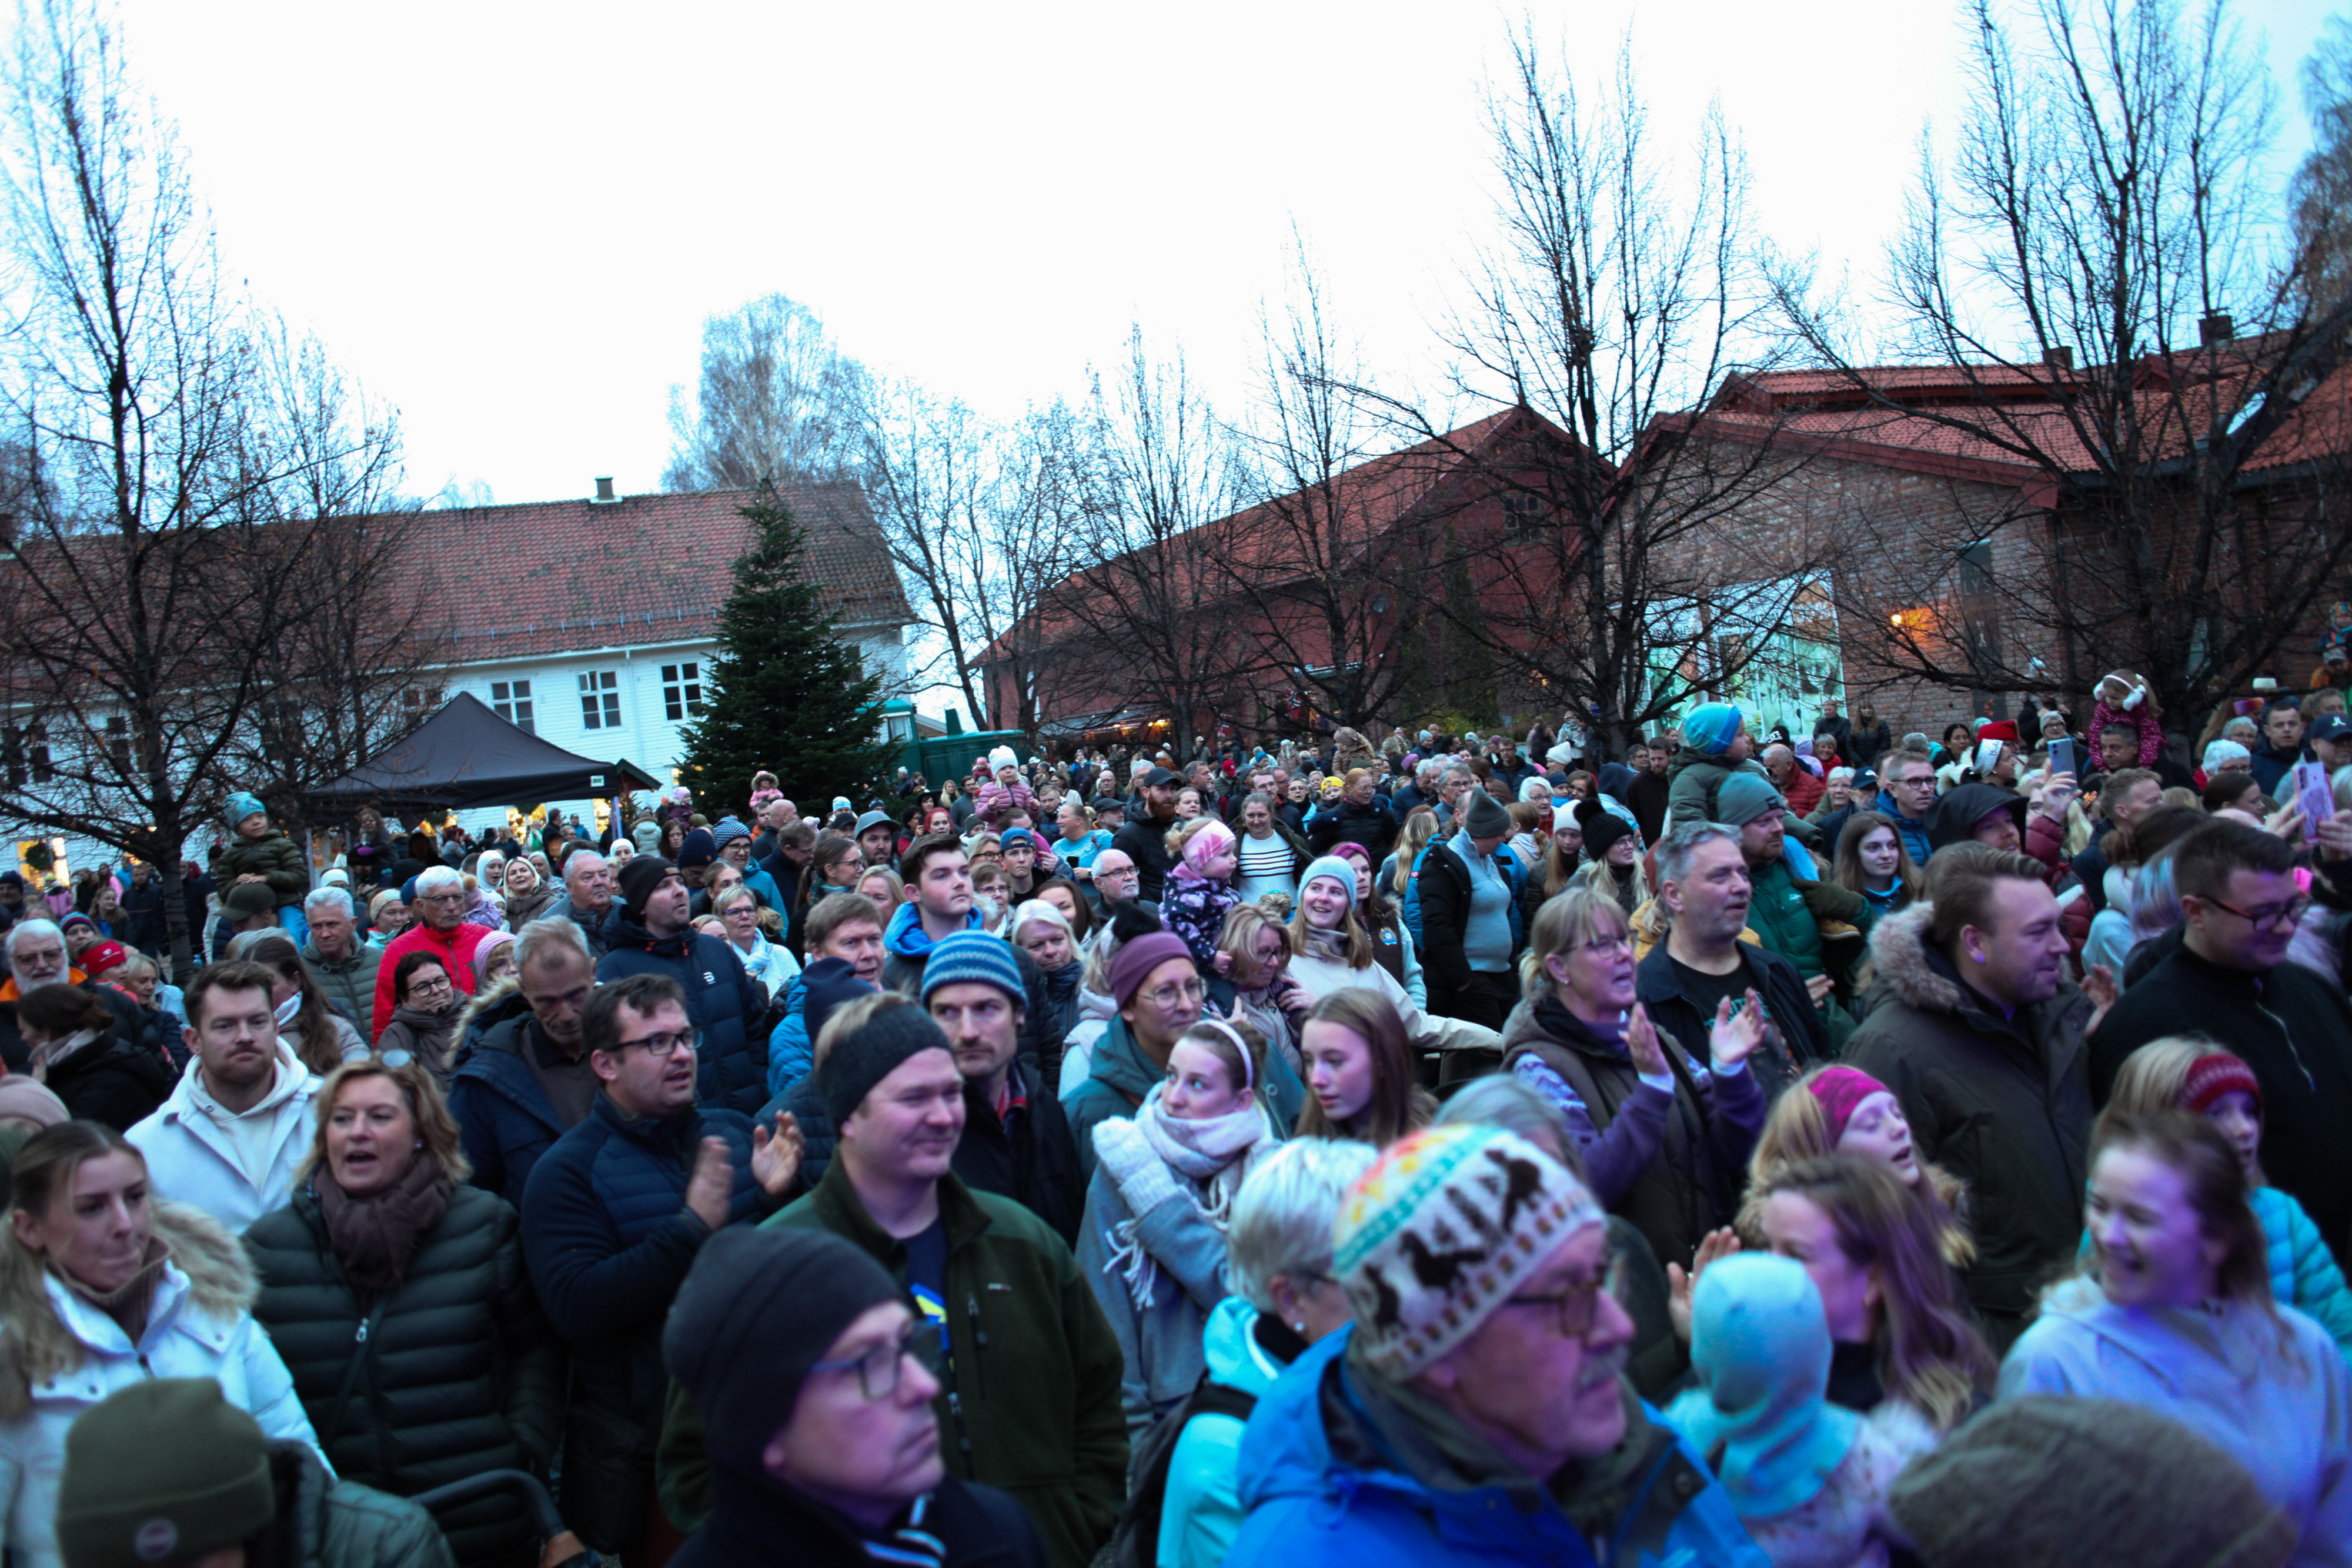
[41,1031,173,1131]
[596,912,769,1113]
[244,1180,565,1568]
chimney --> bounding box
[592,477,617,504]
[2200,312,2234,348]
[2043,345,2073,372]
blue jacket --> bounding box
[520,1096,771,1431]
[1225,1329,1768,1568]
[596,914,769,1114]
[449,995,576,1211]
[764,972,813,1099]
[2255,1186,2352,1359]
[1158,1298,1290,1568]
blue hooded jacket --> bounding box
[1224,1328,1768,1568]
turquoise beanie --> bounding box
[1683,704,1745,757]
[223,791,266,830]
[1298,855,1358,911]
[1663,1253,1862,1519]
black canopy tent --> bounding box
[304,693,663,815]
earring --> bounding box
[1292,1322,1308,1335]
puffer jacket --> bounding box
[0,1203,320,1568]
[447,997,582,1211]
[763,970,815,1097]
[1843,905,2093,1346]
[252,1442,457,1568]
[1663,747,1770,833]
[300,941,382,1034]
[1304,795,1399,862]
[39,1029,172,1131]
[2253,1185,2352,1359]
[1158,1299,1294,1568]
[595,914,769,1114]
[1222,1328,1769,1568]
[215,828,311,905]
[245,1181,564,1568]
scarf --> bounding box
[1302,924,1350,963]
[1043,958,1082,1011]
[315,1154,450,1306]
[28,1027,103,1079]
[54,1233,170,1349]
[1094,1082,1273,1301]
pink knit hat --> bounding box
[1108,932,1193,1007]
[1806,1065,1892,1145]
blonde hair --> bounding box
[300,1059,473,1184]
[1741,1068,1973,1266]
[1390,808,1440,898]
[1218,903,1288,988]
[1518,885,1630,997]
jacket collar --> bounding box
[34,1256,225,1378]
[589,1093,701,1156]
[808,1159,994,1262]
[603,913,694,959]
[1087,1011,1162,1104]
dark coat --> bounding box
[595,915,769,1114]
[245,1182,564,1568]
[1305,795,1400,863]
[952,1057,1081,1245]
[213,828,312,905]
[1415,840,1523,996]
[1842,905,2094,1343]
[42,1030,173,1131]
[540,895,610,960]
[256,1442,456,1568]
[1112,811,1181,903]
[300,942,382,1036]
[2092,944,2352,1255]
[449,998,584,1212]
[0,975,156,1076]
[1632,937,1825,1105]
[673,1466,1047,1568]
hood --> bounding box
[883,899,979,959]
[1201,1298,1293,1398]
[1498,992,1623,1066]
[1087,1011,1163,1103]
[1232,1328,1382,1519]
[602,910,693,959]
[2102,861,2134,912]
[1927,783,2024,851]
[1862,905,1963,1014]
[2032,1276,2273,1392]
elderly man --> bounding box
[372,864,488,1038]
[297,885,379,1031]
[1084,847,1142,916]
[1224,1124,1764,1568]
[0,915,142,1072]
[544,847,614,959]
[749,796,799,862]
[451,917,605,1207]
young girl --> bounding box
[1078,1016,1278,1447]
[1743,1063,1973,1268]
[1163,818,1241,968]
[1833,811,1921,921]
[2105,1039,2352,1356]
[1294,989,1434,1146]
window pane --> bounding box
[665,694,682,722]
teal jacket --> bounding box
[1158,1299,1291,1568]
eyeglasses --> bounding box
[807,1320,943,1400]
[406,974,455,998]
[1572,934,1634,957]
[1504,1256,1627,1339]
[2200,894,2310,931]
[1891,775,1937,790]
[1141,979,1206,1009]
[612,1028,696,1058]
[416,891,464,906]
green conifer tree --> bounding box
[678,492,895,814]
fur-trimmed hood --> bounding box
[0,1200,255,1416]
[1863,904,1965,1015]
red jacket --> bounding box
[1781,766,1826,818]
[370,920,487,1041]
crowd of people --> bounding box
[0,673,2347,1566]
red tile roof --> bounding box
[381,481,911,664]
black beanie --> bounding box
[664,1228,902,1474]
[618,855,674,922]
[799,957,877,1058]
[819,1000,954,1127]
[1576,798,1635,858]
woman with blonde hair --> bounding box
[1215,902,1304,1083]
[245,1060,562,1566]
[1380,805,1441,945]
[1282,855,1495,1061]
[0,1122,316,1568]
[2104,1038,2352,1355]
[1743,1064,1972,1266]
[1569,798,1647,916]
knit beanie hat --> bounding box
[1335,1125,1603,1379]
[1683,703,1745,757]
[1107,930,1193,1008]
[617,855,675,922]
[988,745,1018,773]
[920,931,1025,1007]
[368,888,401,924]
[2203,738,2253,774]
[473,930,516,988]
[1886,1395,2294,1568]
[56,1379,278,1568]
[632,819,664,854]
[222,791,266,830]
[799,957,877,1059]
[1459,789,1513,840]
[710,817,751,851]
[664,1228,904,1476]
[1178,820,1236,876]
[1714,772,1786,829]
[1805,1066,1890,1145]
[1298,855,1358,911]
[0,1076,69,1129]
[2182,1054,2262,1117]
[676,827,717,874]
[1574,799,1634,858]
[1976,720,2019,744]
[819,1001,955,1126]
[79,941,126,978]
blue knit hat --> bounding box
[920,931,1025,1007]
[676,827,717,873]
[1299,855,1358,911]
[1683,703,1745,757]
[709,817,751,851]
[1714,772,1786,828]
[223,791,266,830]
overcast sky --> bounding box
[117,1,2331,508]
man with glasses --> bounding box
[659,993,1127,1568]
[451,917,604,1207]
[1224,1123,1763,1568]
[597,855,772,1114]
[1846,842,2095,1350]
[1062,931,1203,1186]
[662,1225,1048,1566]
[523,972,803,1561]
[370,864,488,1038]
[2092,819,2352,1253]
[1083,847,1142,917]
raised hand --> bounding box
[1666,1227,1743,1345]
[684,1136,734,1231]
[751,1111,804,1198]
[1626,1003,1669,1078]
[1708,991,1766,1071]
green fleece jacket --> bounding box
[214,828,310,905]
[656,1165,1128,1568]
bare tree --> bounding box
[666,293,873,490]
[1777,0,2352,724]
[2293,14,2352,313]
[1354,32,1818,758]
[0,0,407,976]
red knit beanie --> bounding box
[2181,1054,2262,1118]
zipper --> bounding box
[2254,998,2318,1091]
[965,1295,990,1400]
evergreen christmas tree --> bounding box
[678,492,896,815]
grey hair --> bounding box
[1653,820,1740,888]
[1442,763,1474,784]
[415,864,463,897]
[1414,759,1442,787]
[513,915,592,975]
[1517,775,1552,802]
[1007,898,1072,945]
[1827,767,1855,784]
[5,918,61,959]
[563,849,607,891]
[1227,1138,1380,1316]
[303,886,355,920]
[1434,1074,1583,1175]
